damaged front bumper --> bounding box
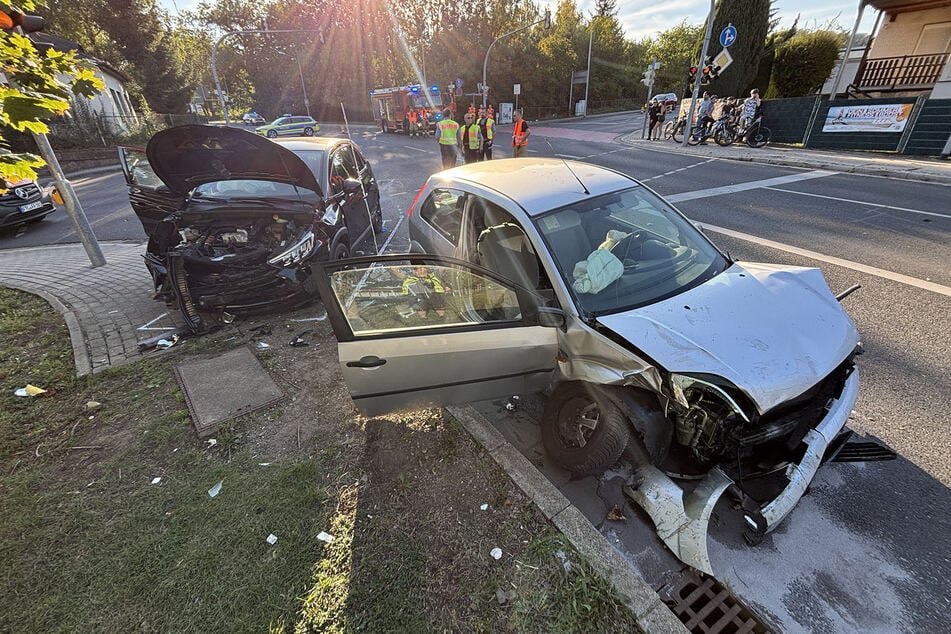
[626,369,860,575]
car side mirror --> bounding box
[342,178,362,196]
[536,306,567,331]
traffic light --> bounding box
[1,8,45,33]
[688,66,698,83]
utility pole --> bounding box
[583,26,593,117]
[682,0,716,148]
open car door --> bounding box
[117,146,183,237]
[314,254,564,416]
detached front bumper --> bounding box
[743,369,860,541]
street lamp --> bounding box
[481,9,551,109]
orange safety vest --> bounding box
[513,119,527,147]
[408,111,417,123]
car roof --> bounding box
[274,137,343,152]
[430,158,637,216]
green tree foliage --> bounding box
[748,13,798,98]
[709,0,772,98]
[647,20,704,96]
[767,29,843,97]
[1,1,105,183]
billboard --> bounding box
[822,103,914,133]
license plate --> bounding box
[20,201,44,213]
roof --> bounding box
[29,33,131,84]
[863,0,951,13]
[431,158,637,217]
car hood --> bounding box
[595,262,860,413]
[145,125,322,197]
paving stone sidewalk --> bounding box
[0,241,179,375]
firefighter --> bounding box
[459,112,483,164]
[419,108,430,135]
[408,109,418,137]
[512,108,530,158]
[435,109,460,170]
[478,107,495,161]
[467,104,476,119]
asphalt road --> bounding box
[4,115,949,632]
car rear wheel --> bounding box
[303,127,314,137]
[331,234,350,260]
[542,382,630,475]
[266,129,277,138]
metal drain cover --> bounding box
[659,570,773,633]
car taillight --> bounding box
[407,185,426,217]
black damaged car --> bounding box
[119,125,382,332]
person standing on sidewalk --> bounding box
[512,109,530,158]
[435,109,460,170]
[647,99,661,141]
[460,112,483,164]
[478,108,495,160]
[695,92,714,143]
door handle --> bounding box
[347,355,387,368]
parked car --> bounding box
[1,178,58,231]
[652,92,678,109]
[312,158,863,574]
[255,115,319,138]
[242,111,266,125]
[118,125,381,332]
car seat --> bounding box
[476,206,539,291]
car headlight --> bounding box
[669,374,750,423]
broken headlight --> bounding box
[670,374,751,464]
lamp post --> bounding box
[481,10,550,109]
[682,0,716,147]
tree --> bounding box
[647,20,704,95]
[1,1,104,183]
[708,0,772,98]
[767,29,843,97]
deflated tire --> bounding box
[541,382,630,475]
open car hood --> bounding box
[596,262,860,413]
[145,125,322,197]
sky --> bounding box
[159,0,880,43]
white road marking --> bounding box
[763,187,949,219]
[379,213,405,254]
[699,222,951,297]
[667,170,837,203]
[643,158,717,182]
[555,154,583,159]
[402,145,432,153]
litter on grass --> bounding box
[480,503,489,511]
[150,477,162,485]
[266,533,278,545]
[208,480,223,498]
[207,438,217,446]
[86,400,101,410]
[317,531,335,543]
[491,547,503,560]
[157,335,179,349]
[504,395,520,411]
[555,549,573,572]
[14,384,47,397]
[256,341,271,350]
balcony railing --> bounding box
[855,53,949,91]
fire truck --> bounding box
[369,84,444,134]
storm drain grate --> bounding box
[660,571,772,634]
[833,440,897,462]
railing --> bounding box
[855,53,949,91]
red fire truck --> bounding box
[369,84,444,134]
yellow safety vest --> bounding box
[461,124,480,149]
[437,119,459,145]
[484,117,494,141]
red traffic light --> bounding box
[689,66,698,76]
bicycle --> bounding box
[687,115,736,147]
[663,118,686,143]
[736,114,771,148]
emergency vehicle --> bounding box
[369,84,444,134]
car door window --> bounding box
[325,258,523,337]
[330,148,358,193]
[420,189,465,245]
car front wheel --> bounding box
[266,129,278,138]
[303,127,314,136]
[541,382,630,475]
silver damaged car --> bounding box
[312,158,862,574]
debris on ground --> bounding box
[555,549,573,572]
[157,335,179,349]
[207,438,217,447]
[490,547,503,560]
[607,504,626,522]
[14,384,47,397]
[504,395,520,411]
[86,400,101,410]
[150,477,162,485]
[289,312,327,322]
[495,588,517,605]
[266,533,278,545]
[255,341,271,350]
[222,311,236,324]
[480,503,489,511]
[288,330,312,347]
[317,531,334,543]
[207,480,223,498]
[137,328,188,351]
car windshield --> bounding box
[533,186,728,316]
[190,149,325,200]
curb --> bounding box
[447,404,688,634]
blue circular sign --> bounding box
[720,25,737,48]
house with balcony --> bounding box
[828,0,951,98]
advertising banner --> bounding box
[822,103,914,133]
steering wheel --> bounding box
[610,230,646,259]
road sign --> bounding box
[455,78,462,88]
[713,48,733,73]
[720,24,737,48]
[514,83,521,95]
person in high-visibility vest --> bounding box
[408,109,418,137]
[459,112,483,164]
[512,109,530,158]
[467,104,476,119]
[435,109,460,170]
[478,109,495,161]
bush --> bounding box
[768,30,844,98]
